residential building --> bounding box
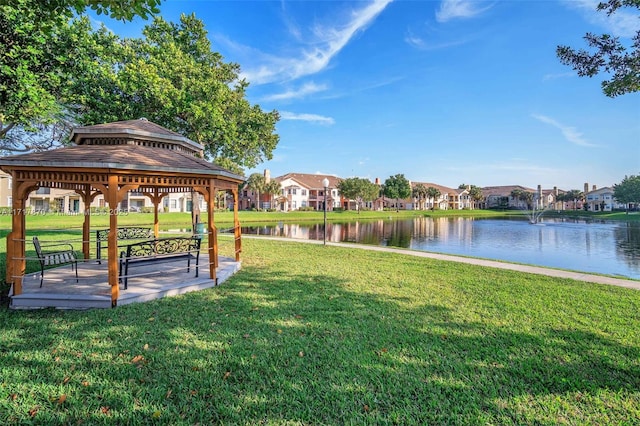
[407,182,471,210]
[583,184,620,212]
[274,173,342,211]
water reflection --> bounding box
[237,217,640,279]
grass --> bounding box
[1,237,639,424]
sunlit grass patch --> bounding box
[0,238,639,424]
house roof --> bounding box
[411,181,461,194]
[275,173,341,189]
[481,185,536,197]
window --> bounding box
[35,187,50,195]
[7,196,12,207]
[7,177,11,189]
[302,189,307,196]
[170,199,177,209]
[292,188,297,195]
[292,201,297,209]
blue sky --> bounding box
[94,0,639,190]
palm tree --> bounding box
[510,189,533,209]
[565,189,585,210]
[246,172,265,210]
[426,187,441,210]
[263,180,282,210]
[412,184,428,210]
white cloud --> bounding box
[566,0,640,38]
[531,114,597,147]
[436,0,494,23]
[239,0,393,84]
[542,72,575,81]
[280,111,335,125]
[262,82,328,102]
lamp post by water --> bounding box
[322,177,329,245]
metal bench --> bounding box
[32,237,78,288]
[96,227,154,263]
[118,237,201,289]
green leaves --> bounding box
[556,0,640,97]
[613,174,640,207]
[71,14,279,170]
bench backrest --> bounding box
[126,237,201,258]
[32,236,43,259]
[96,227,154,241]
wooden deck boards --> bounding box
[9,254,241,309]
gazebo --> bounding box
[0,119,244,307]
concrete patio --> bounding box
[9,254,241,309]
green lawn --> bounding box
[1,237,639,424]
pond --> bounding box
[235,217,640,280]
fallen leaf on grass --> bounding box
[363,404,370,412]
[166,389,172,399]
[9,393,17,401]
[28,406,39,417]
[131,355,145,364]
[57,394,67,404]
[152,410,161,419]
[101,406,110,415]
[62,376,70,384]
[223,371,231,380]
[143,344,149,351]
[82,381,90,387]
[298,351,304,357]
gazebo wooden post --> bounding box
[207,180,218,280]
[232,188,241,261]
[76,184,98,260]
[145,189,168,238]
[7,179,36,295]
[106,175,120,307]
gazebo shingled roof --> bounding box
[0,119,244,307]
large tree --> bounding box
[337,177,379,213]
[0,0,161,152]
[71,14,279,169]
[556,0,640,97]
[383,174,411,212]
[614,174,640,212]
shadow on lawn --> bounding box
[0,264,638,424]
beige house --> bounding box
[584,184,619,212]
[274,173,342,212]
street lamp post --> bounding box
[322,178,329,245]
